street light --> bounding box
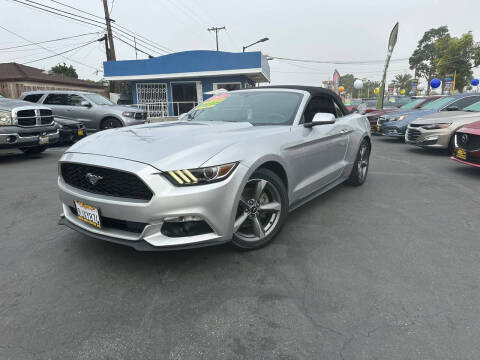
[243,37,269,52]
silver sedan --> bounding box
[58,86,371,250]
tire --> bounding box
[346,138,371,186]
[20,146,47,154]
[448,135,455,155]
[100,117,123,130]
[231,168,289,250]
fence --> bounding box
[133,101,198,118]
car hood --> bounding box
[366,108,398,117]
[411,111,480,125]
[0,98,37,110]
[66,121,289,170]
[461,120,480,135]
[382,108,434,120]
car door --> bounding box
[65,94,96,130]
[42,93,70,118]
[289,96,351,202]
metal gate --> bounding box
[135,83,168,117]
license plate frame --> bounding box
[39,135,49,145]
[74,200,102,229]
[456,148,467,161]
[376,125,381,132]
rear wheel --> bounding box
[347,138,370,186]
[20,146,47,154]
[448,135,455,155]
[231,168,288,250]
[100,117,123,130]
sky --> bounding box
[1,0,480,89]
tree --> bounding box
[435,32,480,93]
[339,74,355,96]
[392,73,413,94]
[50,63,78,78]
[409,26,450,94]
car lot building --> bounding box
[103,50,271,117]
[0,63,107,99]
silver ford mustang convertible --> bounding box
[58,86,371,250]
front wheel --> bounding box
[347,138,370,186]
[20,146,47,154]
[100,118,123,130]
[231,168,288,250]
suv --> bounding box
[20,91,148,133]
[0,97,59,154]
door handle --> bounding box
[340,129,349,133]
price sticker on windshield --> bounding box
[196,93,230,109]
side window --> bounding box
[449,96,480,110]
[44,94,68,105]
[67,94,85,106]
[303,96,335,123]
[333,101,344,118]
[23,94,43,103]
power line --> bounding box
[0,24,101,71]
[112,34,153,58]
[270,55,410,65]
[48,0,104,19]
[0,32,98,51]
[111,30,162,56]
[22,39,99,64]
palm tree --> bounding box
[392,74,413,93]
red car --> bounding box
[367,96,442,133]
[452,120,480,168]
[344,99,362,113]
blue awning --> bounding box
[103,50,270,82]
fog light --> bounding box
[6,135,17,143]
[425,135,439,141]
[161,217,213,237]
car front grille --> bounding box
[16,109,54,126]
[456,132,480,151]
[406,128,421,141]
[61,163,154,201]
[69,206,147,234]
[134,112,148,120]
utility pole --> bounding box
[102,0,116,61]
[99,35,109,61]
[207,26,225,51]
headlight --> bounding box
[422,123,451,130]
[163,162,238,186]
[0,110,12,126]
[391,115,408,122]
[122,111,135,118]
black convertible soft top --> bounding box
[254,85,349,114]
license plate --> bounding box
[77,129,84,136]
[376,125,381,132]
[456,148,467,160]
[39,135,49,145]
[74,200,101,228]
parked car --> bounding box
[55,118,87,144]
[357,96,413,115]
[344,99,362,113]
[451,120,480,168]
[0,96,59,154]
[20,91,148,133]
[406,100,480,153]
[367,96,442,134]
[58,86,371,251]
[377,93,480,138]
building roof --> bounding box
[0,62,104,89]
[103,50,270,82]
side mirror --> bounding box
[80,100,91,108]
[446,105,459,111]
[304,113,336,128]
[178,113,187,121]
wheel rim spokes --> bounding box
[358,144,369,179]
[234,178,282,242]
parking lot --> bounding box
[1,137,479,359]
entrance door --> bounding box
[136,83,167,117]
[171,83,198,116]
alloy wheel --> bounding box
[357,142,369,182]
[234,178,282,242]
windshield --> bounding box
[345,99,362,105]
[400,98,424,109]
[185,91,303,125]
[462,101,480,112]
[420,96,454,110]
[84,93,115,106]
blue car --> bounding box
[377,93,480,138]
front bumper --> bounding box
[58,153,248,250]
[405,126,452,149]
[0,126,59,149]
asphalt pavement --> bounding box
[1,137,479,360]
